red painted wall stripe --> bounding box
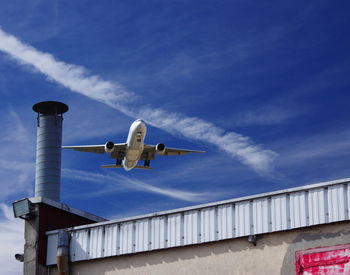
[296,243,350,274]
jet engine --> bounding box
[155,143,166,155]
[105,141,115,153]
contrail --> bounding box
[0,27,277,175]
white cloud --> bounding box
[277,129,350,167]
[136,107,277,175]
[62,168,221,202]
[0,28,130,107]
[0,109,33,274]
[0,204,24,275]
[230,106,300,126]
[0,108,35,200]
[0,27,277,175]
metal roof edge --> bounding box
[46,177,350,235]
[29,197,106,223]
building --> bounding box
[40,178,350,274]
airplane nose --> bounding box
[134,119,146,127]
[133,119,146,131]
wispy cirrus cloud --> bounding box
[0,27,277,176]
[0,107,33,275]
[276,129,350,167]
[62,168,220,202]
[0,108,35,200]
[230,106,301,127]
[0,204,24,275]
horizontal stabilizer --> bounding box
[101,164,152,170]
[101,164,124,168]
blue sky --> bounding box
[0,1,350,273]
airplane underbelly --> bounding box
[126,148,142,161]
[124,160,137,169]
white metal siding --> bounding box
[201,208,216,242]
[89,227,104,259]
[167,213,181,247]
[120,222,133,254]
[253,198,269,234]
[151,217,166,250]
[135,219,149,252]
[235,201,250,237]
[290,192,307,228]
[218,205,233,239]
[271,195,287,231]
[70,230,89,262]
[46,179,350,265]
[46,234,57,265]
[347,184,350,219]
[328,185,345,222]
[104,224,118,257]
[184,210,199,245]
[308,188,326,225]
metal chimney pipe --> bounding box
[32,101,69,202]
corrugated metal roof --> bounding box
[46,178,350,265]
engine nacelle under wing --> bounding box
[104,141,115,153]
[155,143,166,155]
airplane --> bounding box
[62,119,205,171]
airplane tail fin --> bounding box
[101,164,152,170]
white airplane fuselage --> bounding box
[123,119,147,170]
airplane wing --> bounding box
[62,143,127,154]
[142,144,205,157]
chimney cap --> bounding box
[32,101,69,115]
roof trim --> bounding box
[29,197,106,223]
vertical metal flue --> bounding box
[32,101,69,202]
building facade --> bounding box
[44,178,350,274]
